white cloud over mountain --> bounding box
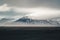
[0,4,60,20]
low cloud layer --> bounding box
[0,4,29,19]
[0,4,60,20]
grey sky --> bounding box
[0,0,60,9]
[0,0,60,19]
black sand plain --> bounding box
[0,27,60,40]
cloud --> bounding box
[0,4,60,20]
[0,4,11,11]
[0,0,59,9]
[24,8,60,20]
[0,0,59,8]
[0,4,30,18]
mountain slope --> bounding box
[0,18,14,23]
[15,16,50,24]
[15,16,60,25]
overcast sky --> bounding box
[0,0,59,9]
[0,0,60,19]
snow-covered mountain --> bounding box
[47,17,60,25]
[15,16,60,25]
[0,16,60,26]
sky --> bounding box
[0,0,60,20]
[0,0,60,8]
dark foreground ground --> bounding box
[0,27,60,40]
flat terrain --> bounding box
[0,27,60,40]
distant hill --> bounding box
[0,18,14,23]
[15,16,60,25]
[15,16,50,24]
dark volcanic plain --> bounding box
[0,27,60,40]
